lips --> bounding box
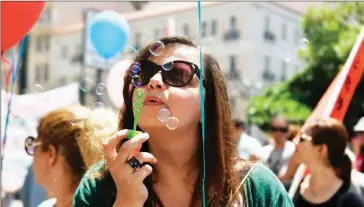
[143,96,164,105]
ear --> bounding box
[47,145,58,167]
[318,144,328,160]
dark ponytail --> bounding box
[335,154,352,183]
[306,118,353,183]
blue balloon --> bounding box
[89,11,130,59]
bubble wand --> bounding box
[126,88,144,138]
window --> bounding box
[294,29,300,44]
[263,16,274,41]
[211,19,217,36]
[264,56,270,70]
[282,23,287,40]
[202,21,207,37]
[225,16,239,41]
[230,16,236,29]
[262,56,275,81]
[228,55,240,79]
[135,33,141,50]
[38,8,52,24]
[44,64,49,82]
[281,60,287,81]
[35,35,50,52]
[36,37,42,52]
[61,46,68,58]
[35,63,49,83]
[265,16,270,30]
[183,24,189,36]
[154,29,160,39]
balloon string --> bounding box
[197,2,206,207]
[1,54,13,91]
[2,35,28,150]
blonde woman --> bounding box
[24,105,118,207]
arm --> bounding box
[278,149,300,182]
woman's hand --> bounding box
[103,130,157,207]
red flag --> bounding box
[289,25,364,198]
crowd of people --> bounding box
[2,35,364,207]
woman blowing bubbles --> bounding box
[73,36,294,207]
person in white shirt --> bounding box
[256,115,295,177]
[233,119,262,160]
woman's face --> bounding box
[32,141,50,185]
[134,45,202,131]
[296,130,321,165]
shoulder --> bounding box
[73,160,115,207]
[243,135,262,146]
[37,198,57,207]
[242,163,294,207]
[339,183,364,207]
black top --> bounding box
[293,182,364,207]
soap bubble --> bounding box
[285,52,291,63]
[162,61,174,71]
[149,41,165,56]
[95,83,107,95]
[131,75,142,87]
[90,102,106,111]
[166,117,179,130]
[157,108,171,123]
[69,119,76,126]
[31,84,44,93]
[298,38,309,51]
[129,63,141,77]
[80,78,93,92]
[122,45,137,60]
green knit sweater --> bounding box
[73,161,294,207]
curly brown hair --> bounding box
[37,105,118,188]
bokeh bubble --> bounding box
[166,117,179,130]
[95,83,107,95]
[162,61,174,71]
[149,41,165,56]
[131,75,142,87]
[157,108,171,123]
[80,78,93,92]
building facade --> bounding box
[13,2,316,117]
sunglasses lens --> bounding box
[164,62,193,86]
[25,137,35,155]
[271,127,288,133]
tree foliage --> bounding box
[247,2,364,133]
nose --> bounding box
[148,72,166,90]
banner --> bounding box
[289,25,364,198]
[1,83,80,192]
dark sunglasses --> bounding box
[270,126,289,133]
[299,132,312,143]
[24,136,41,156]
[130,59,202,87]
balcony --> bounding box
[262,69,275,82]
[224,29,240,41]
[263,30,275,41]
